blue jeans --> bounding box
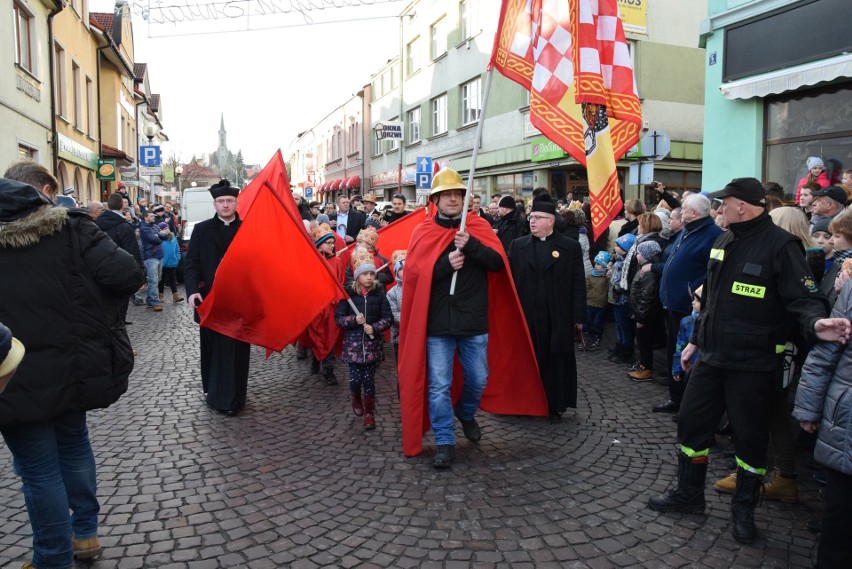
[426,334,489,446]
[613,303,634,350]
[585,306,606,339]
[1,411,99,569]
[144,257,162,306]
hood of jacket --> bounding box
[0,204,67,249]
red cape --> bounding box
[397,211,548,457]
[299,254,345,361]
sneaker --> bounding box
[432,445,455,469]
[586,337,601,351]
[628,365,653,381]
[626,361,642,372]
[73,536,103,559]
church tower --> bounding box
[217,114,227,171]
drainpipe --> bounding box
[47,1,64,179]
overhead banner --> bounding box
[618,0,647,34]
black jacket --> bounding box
[184,214,242,321]
[96,209,142,264]
[693,212,829,371]
[509,232,587,353]
[427,216,504,336]
[0,179,141,426]
[630,263,662,324]
[495,209,529,252]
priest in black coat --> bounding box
[508,194,586,422]
[184,179,250,416]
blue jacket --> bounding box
[161,237,180,268]
[659,216,723,314]
[672,312,698,376]
[139,222,167,261]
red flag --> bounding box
[376,207,427,258]
[197,176,348,352]
[491,0,641,239]
[236,150,292,220]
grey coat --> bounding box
[793,280,852,475]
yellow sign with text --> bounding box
[732,281,766,299]
[618,0,648,35]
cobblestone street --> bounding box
[0,296,825,568]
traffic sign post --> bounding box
[139,145,161,202]
[416,157,433,191]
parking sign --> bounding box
[140,146,161,166]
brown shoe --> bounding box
[172,293,184,302]
[628,365,653,381]
[149,305,163,312]
[72,536,103,559]
[714,470,737,494]
[763,469,798,502]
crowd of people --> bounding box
[2,157,852,568]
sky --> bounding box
[90,0,408,166]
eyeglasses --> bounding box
[528,215,553,222]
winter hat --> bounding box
[152,204,165,213]
[593,251,611,267]
[316,213,330,225]
[498,195,517,209]
[394,258,405,279]
[614,233,636,253]
[637,240,662,261]
[654,209,670,231]
[312,223,335,247]
[807,157,824,170]
[365,217,381,230]
[351,248,377,279]
[811,217,832,235]
[157,222,169,230]
[356,227,379,249]
[0,322,25,380]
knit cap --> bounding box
[352,248,377,279]
[637,240,661,261]
[614,233,636,253]
[807,156,824,170]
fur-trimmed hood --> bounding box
[0,205,67,249]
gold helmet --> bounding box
[430,167,467,196]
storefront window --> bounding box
[494,173,533,196]
[765,85,852,199]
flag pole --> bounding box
[450,67,494,295]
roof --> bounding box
[101,144,132,162]
[134,63,147,82]
[89,12,113,36]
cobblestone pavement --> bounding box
[0,294,825,568]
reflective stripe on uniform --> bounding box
[731,281,766,298]
[709,248,725,261]
[736,456,767,476]
[776,344,785,354]
[680,445,709,458]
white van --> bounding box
[180,187,216,244]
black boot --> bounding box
[310,358,320,374]
[731,467,763,544]
[648,452,707,513]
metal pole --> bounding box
[449,68,494,295]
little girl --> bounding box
[335,248,392,429]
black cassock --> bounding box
[184,214,251,413]
[509,232,586,414]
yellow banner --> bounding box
[617,0,647,34]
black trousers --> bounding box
[158,267,178,294]
[635,324,654,369]
[677,360,773,469]
[817,468,852,569]
[200,327,250,412]
[666,310,688,403]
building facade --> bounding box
[3,0,63,175]
[701,0,851,197]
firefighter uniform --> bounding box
[648,177,830,545]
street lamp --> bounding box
[143,120,160,203]
[175,164,183,195]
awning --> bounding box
[345,176,361,190]
[330,179,343,190]
[318,182,327,192]
[720,53,852,100]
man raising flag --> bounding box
[490,0,642,239]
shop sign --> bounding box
[531,137,567,162]
[97,159,116,181]
[618,0,647,35]
[58,134,98,170]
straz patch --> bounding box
[732,281,766,298]
[801,276,817,292]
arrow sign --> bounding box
[416,156,433,174]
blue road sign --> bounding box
[416,156,432,174]
[140,146,161,166]
[305,188,313,198]
[416,172,432,190]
